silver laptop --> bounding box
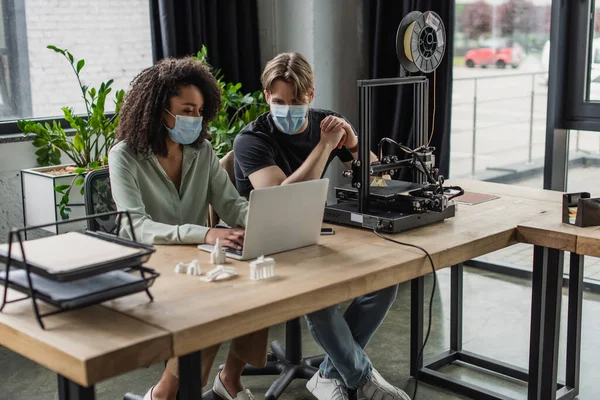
[198,179,329,260]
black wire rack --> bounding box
[0,211,159,329]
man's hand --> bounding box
[205,228,245,250]
[319,120,346,150]
[320,115,357,150]
[321,115,346,133]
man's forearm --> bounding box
[282,142,333,184]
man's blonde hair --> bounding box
[261,52,314,102]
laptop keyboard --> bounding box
[224,247,243,256]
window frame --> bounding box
[561,0,600,131]
[0,0,31,132]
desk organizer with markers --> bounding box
[0,211,158,329]
[563,192,600,227]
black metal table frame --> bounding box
[58,351,205,400]
[411,246,583,400]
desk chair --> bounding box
[83,168,117,234]
[212,152,324,399]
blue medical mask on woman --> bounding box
[164,109,203,145]
[270,104,309,134]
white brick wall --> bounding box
[24,0,153,117]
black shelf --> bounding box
[0,266,158,310]
[0,211,159,329]
[0,230,155,282]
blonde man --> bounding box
[233,53,410,400]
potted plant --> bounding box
[18,45,124,234]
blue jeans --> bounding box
[304,285,399,389]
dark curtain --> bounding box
[150,0,262,92]
[368,0,455,178]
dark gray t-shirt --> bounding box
[233,109,355,198]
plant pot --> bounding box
[21,164,88,235]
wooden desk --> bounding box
[0,289,171,390]
[0,180,587,400]
[106,180,569,400]
[104,183,560,356]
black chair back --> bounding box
[83,168,117,234]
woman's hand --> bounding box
[205,228,245,250]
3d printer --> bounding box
[324,11,463,233]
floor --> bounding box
[2,266,599,400]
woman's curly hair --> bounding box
[116,57,221,157]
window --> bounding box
[560,0,600,129]
[0,0,30,120]
[0,0,153,131]
[451,0,552,188]
[452,0,552,276]
[588,1,600,101]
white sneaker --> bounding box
[306,371,350,400]
[212,372,255,400]
[142,386,154,400]
[359,369,411,400]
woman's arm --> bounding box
[109,148,210,245]
[207,147,249,228]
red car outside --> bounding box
[465,45,523,69]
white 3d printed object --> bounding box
[210,238,227,265]
[174,259,202,276]
[249,256,275,280]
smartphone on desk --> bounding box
[321,227,335,235]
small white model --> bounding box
[249,255,275,280]
[174,259,202,276]
[210,238,227,265]
[200,265,237,282]
[186,259,201,276]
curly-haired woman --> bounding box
[109,57,267,400]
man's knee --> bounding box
[305,304,339,327]
[374,284,398,308]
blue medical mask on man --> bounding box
[164,109,203,145]
[270,103,309,135]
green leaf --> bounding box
[35,147,49,157]
[60,207,72,220]
[32,138,47,147]
[76,59,85,73]
[67,51,74,64]
[61,194,70,205]
[102,156,108,165]
[54,184,70,193]
[49,155,62,166]
[74,178,84,186]
[74,167,87,174]
[73,133,84,152]
[46,45,66,55]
